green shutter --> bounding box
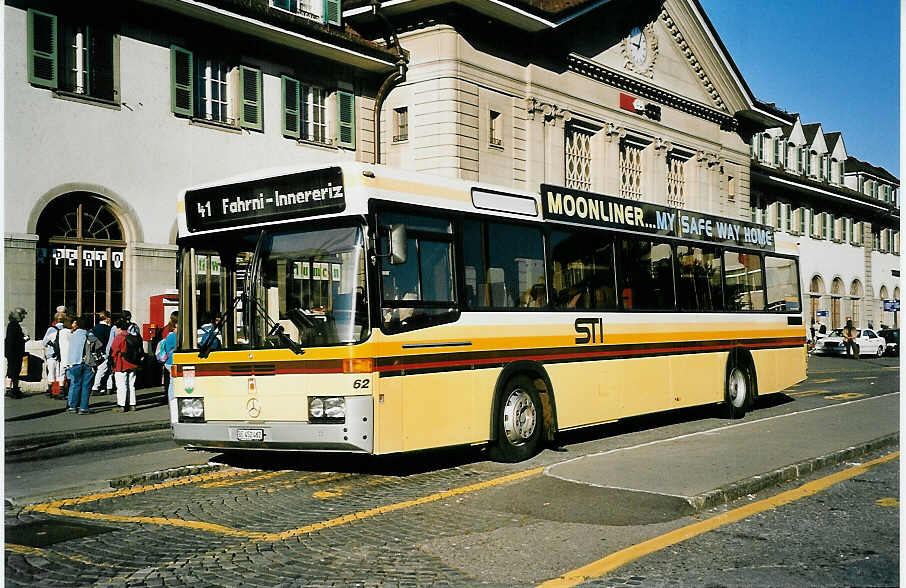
[324,0,341,25]
[240,65,263,131]
[27,9,58,88]
[273,0,292,9]
[170,45,193,117]
[336,90,355,149]
[282,76,300,139]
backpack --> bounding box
[123,333,146,366]
[48,327,61,360]
[155,338,171,363]
[83,336,106,369]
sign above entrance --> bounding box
[883,300,900,312]
[540,184,776,252]
[185,167,346,233]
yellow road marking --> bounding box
[538,451,899,588]
[788,389,830,398]
[853,376,879,380]
[876,497,899,507]
[5,543,128,569]
[24,466,544,541]
[313,476,393,500]
[809,378,837,385]
[199,470,290,488]
[825,393,866,400]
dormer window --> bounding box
[818,154,825,179]
[773,138,782,166]
[757,134,765,161]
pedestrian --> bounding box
[159,311,178,392]
[122,310,141,336]
[65,315,94,413]
[157,321,179,400]
[843,318,859,359]
[42,312,66,397]
[110,317,140,412]
[103,313,120,396]
[5,307,28,398]
[91,310,114,395]
[57,312,73,398]
[77,317,105,413]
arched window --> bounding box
[879,286,890,329]
[830,277,844,329]
[36,193,126,322]
[809,275,825,325]
[849,280,863,327]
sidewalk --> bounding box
[4,381,172,462]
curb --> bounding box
[5,426,174,463]
[688,433,900,511]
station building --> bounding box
[4,0,899,346]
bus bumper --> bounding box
[171,395,374,453]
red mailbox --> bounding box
[147,291,179,341]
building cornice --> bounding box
[566,54,737,131]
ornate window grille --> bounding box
[666,154,686,208]
[620,140,643,200]
[565,126,593,191]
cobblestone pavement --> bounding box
[5,457,546,587]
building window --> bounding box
[302,84,328,143]
[800,208,809,235]
[169,47,262,130]
[619,139,643,200]
[773,138,781,166]
[393,107,408,142]
[35,193,126,326]
[727,175,736,200]
[797,147,804,173]
[818,155,825,180]
[199,59,231,123]
[489,110,502,147]
[27,9,116,101]
[666,154,686,209]
[757,134,764,161]
[566,125,593,192]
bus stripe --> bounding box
[178,336,804,378]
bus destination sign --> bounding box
[540,184,774,252]
[185,167,346,232]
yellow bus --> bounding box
[171,162,806,462]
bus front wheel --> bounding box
[725,360,751,419]
[489,375,542,462]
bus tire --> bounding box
[725,358,751,419]
[489,375,543,463]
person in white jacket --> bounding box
[41,312,67,396]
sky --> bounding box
[699,0,900,177]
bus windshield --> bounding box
[178,223,369,351]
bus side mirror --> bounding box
[389,223,407,265]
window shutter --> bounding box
[170,45,193,117]
[89,28,116,100]
[336,90,355,149]
[272,0,292,9]
[324,0,341,25]
[27,9,58,88]
[282,76,300,139]
[240,66,263,131]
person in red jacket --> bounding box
[109,317,139,412]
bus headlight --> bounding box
[178,397,205,423]
[309,396,345,423]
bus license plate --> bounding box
[237,429,264,441]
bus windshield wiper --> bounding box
[247,293,305,355]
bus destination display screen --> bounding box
[185,167,346,232]
[541,184,775,252]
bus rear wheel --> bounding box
[489,375,542,463]
[725,360,751,419]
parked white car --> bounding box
[812,328,886,357]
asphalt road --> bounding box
[4,354,900,586]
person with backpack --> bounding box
[110,317,142,412]
[42,312,66,397]
[91,311,114,395]
[74,319,106,414]
[157,321,179,400]
[5,308,28,399]
[65,315,93,413]
[196,312,221,351]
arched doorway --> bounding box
[809,275,825,326]
[830,277,844,329]
[849,280,863,327]
[35,193,126,325]
[878,286,889,328]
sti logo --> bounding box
[574,318,604,344]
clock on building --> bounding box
[623,24,657,76]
